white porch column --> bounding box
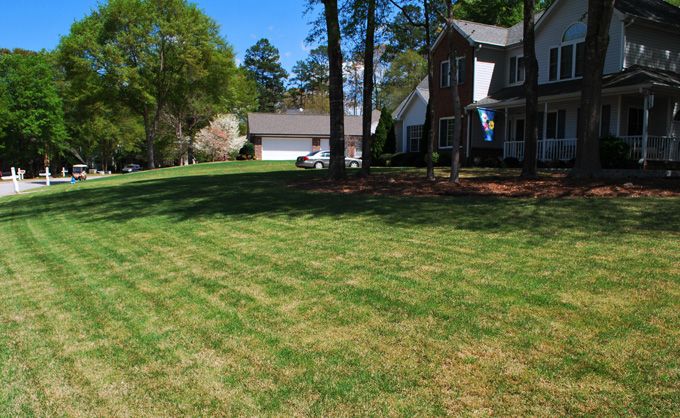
[542,102,548,160]
[466,110,471,162]
[616,95,623,137]
[641,90,654,168]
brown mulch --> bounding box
[292,173,680,198]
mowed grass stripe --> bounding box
[0,161,678,415]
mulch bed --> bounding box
[292,173,680,198]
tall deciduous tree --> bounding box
[360,0,377,176]
[242,39,289,113]
[574,0,615,178]
[0,51,67,173]
[390,0,439,181]
[323,0,347,180]
[443,0,463,184]
[521,0,539,178]
[59,0,231,169]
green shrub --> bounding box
[239,141,255,160]
[377,153,394,167]
[372,108,394,162]
[600,135,634,169]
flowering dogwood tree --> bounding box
[194,114,246,161]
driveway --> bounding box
[1,177,78,197]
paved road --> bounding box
[0,177,75,197]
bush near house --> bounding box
[600,135,636,169]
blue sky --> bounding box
[0,0,318,72]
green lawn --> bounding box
[0,161,678,416]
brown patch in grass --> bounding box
[292,172,680,198]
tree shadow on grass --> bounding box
[1,169,678,237]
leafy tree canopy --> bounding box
[0,51,67,168]
[380,49,428,112]
[58,0,236,168]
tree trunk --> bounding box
[143,109,156,169]
[521,0,539,178]
[360,0,376,177]
[573,0,615,178]
[445,9,463,184]
[424,0,436,181]
[324,0,346,180]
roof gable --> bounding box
[393,78,429,121]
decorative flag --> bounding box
[477,108,496,142]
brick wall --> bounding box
[251,137,262,160]
[431,28,475,157]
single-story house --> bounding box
[247,111,381,160]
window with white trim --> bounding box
[440,60,451,88]
[440,57,466,88]
[439,118,455,148]
[509,55,525,84]
[549,22,586,81]
[407,125,423,152]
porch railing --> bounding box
[620,136,680,162]
[503,138,577,161]
[503,136,680,162]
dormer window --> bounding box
[549,22,586,81]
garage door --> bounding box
[262,138,313,160]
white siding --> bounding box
[474,47,506,100]
[400,94,427,152]
[533,0,623,84]
[625,23,680,73]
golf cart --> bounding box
[72,164,88,181]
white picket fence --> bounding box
[504,136,680,162]
[620,136,680,162]
[503,138,577,161]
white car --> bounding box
[122,164,142,173]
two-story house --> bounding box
[394,0,680,165]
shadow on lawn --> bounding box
[1,168,678,235]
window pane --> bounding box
[439,119,454,148]
[517,57,525,83]
[557,110,566,139]
[408,125,422,152]
[575,42,585,77]
[515,119,525,141]
[601,105,611,137]
[440,61,450,87]
[547,112,557,139]
[560,44,573,79]
[549,48,558,81]
[563,23,587,42]
[509,57,517,84]
[628,108,643,136]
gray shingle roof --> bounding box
[615,0,680,29]
[248,110,381,137]
[452,11,544,47]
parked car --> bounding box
[72,164,88,181]
[295,150,362,169]
[122,164,142,173]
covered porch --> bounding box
[470,66,680,164]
